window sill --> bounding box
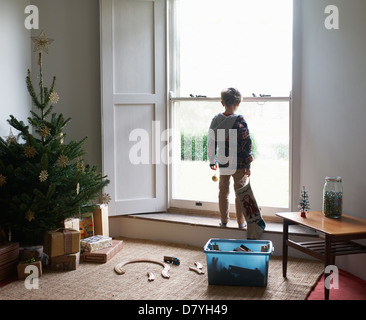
[124,211,318,237]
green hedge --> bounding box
[180,132,258,161]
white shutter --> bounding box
[100,0,167,215]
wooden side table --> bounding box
[276,211,366,300]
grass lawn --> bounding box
[173,159,289,208]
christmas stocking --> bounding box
[236,181,266,239]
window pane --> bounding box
[176,0,293,97]
[172,100,290,208]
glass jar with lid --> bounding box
[322,176,343,218]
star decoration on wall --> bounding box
[31,31,54,53]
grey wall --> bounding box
[0,0,31,139]
[31,0,102,169]
[294,0,366,219]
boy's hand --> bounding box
[244,168,251,177]
[210,164,217,170]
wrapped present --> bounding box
[17,260,42,280]
[64,218,80,231]
[50,252,80,271]
[19,245,43,261]
[0,242,19,282]
[93,205,109,237]
[44,228,80,258]
[83,240,123,263]
[79,212,94,239]
[80,235,112,253]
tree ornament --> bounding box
[76,159,85,172]
[49,91,59,104]
[99,193,111,205]
[6,128,17,146]
[31,31,54,54]
[24,145,37,158]
[298,186,310,218]
[25,210,35,222]
[39,170,48,182]
[76,183,80,195]
[59,132,65,144]
[0,174,6,187]
[40,127,51,138]
[57,155,68,168]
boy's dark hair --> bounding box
[221,88,242,107]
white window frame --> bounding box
[166,0,294,217]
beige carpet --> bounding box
[0,237,324,300]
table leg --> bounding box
[282,219,289,278]
[324,235,332,300]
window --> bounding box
[169,0,293,216]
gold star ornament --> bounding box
[49,92,59,104]
[0,174,6,187]
[40,126,51,138]
[24,145,37,158]
[5,128,17,146]
[39,170,48,182]
[31,31,54,53]
[57,155,68,168]
[99,193,111,205]
[25,210,35,222]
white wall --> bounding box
[293,0,366,280]
[30,0,102,169]
[294,0,366,220]
[0,0,31,138]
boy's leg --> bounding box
[233,169,248,226]
[218,174,231,224]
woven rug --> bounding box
[0,237,324,300]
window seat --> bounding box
[124,212,318,237]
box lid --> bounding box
[203,238,273,255]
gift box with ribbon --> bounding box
[80,235,112,253]
[64,218,80,231]
[17,259,42,280]
[50,252,80,271]
[43,228,80,258]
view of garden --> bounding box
[172,100,290,208]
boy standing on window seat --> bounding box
[207,88,253,229]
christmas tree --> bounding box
[298,186,310,217]
[0,31,109,245]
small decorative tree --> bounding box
[0,31,109,245]
[298,186,310,218]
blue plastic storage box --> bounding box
[203,238,274,286]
